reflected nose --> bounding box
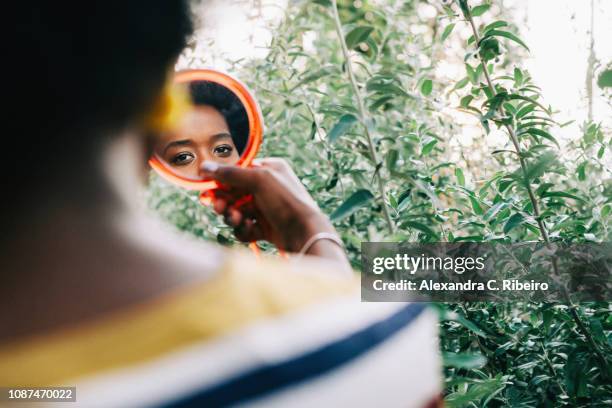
[194,156,205,178]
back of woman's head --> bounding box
[5,1,193,214]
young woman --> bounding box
[155,81,249,178]
[1,2,442,407]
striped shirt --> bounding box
[0,251,441,407]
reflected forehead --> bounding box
[169,106,230,144]
[183,105,229,131]
[158,105,231,146]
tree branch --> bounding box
[331,0,395,234]
[460,0,609,376]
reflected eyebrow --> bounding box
[209,133,233,143]
[162,133,233,154]
[163,139,192,154]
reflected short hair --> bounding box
[189,81,249,155]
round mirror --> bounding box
[149,69,263,191]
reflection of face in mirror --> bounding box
[155,80,249,179]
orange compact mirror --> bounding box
[149,69,263,194]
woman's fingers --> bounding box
[229,208,242,226]
[201,158,344,260]
[220,200,267,243]
[222,207,242,227]
[252,157,289,172]
[200,161,263,191]
[233,218,266,243]
[213,197,227,215]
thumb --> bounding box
[200,161,260,191]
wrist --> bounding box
[283,209,350,272]
[284,209,335,253]
[297,232,344,256]
[297,228,351,274]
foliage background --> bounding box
[148,0,612,405]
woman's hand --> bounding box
[200,158,349,266]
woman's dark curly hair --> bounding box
[5,1,194,218]
[188,81,249,155]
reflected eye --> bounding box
[171,151,195,166]
[213,144,234,158]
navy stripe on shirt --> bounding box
[161,303,427,408]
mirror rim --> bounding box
[149,68,263,191]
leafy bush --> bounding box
[148,0,612,405]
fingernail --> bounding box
[201,161,219,173]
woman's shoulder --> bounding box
[222,249,359,302]
[0,243,440,407]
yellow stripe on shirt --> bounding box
[0,251,357,387]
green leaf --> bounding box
[452,77,470,93]
[597,69,612,88]
[507,94,550,115]
[565,350,589,398]
[478,37,501,61]
[402,221,439,239]
[483,201,509,221]
[366,76,409,97]
[513,67,524,85]
[327,114,357,143]
[368,96,394,111]
[469,195,484,215]
[443,352,487,369]
[388,194,398,209]
[597,144,605,159]
[308,121,316,140]
[446,378,506,408]
[483,20,509,34]
[577,161,587,181]
[522,128,560,148]
[441,23,456,42]
[482,92,507,120]
[330,189,374,221]
[484,29,530,52]
[441,310,487,337]
[515,104,535,118]
[457,0,470,16]
[293,66,338,89]
[541,191,586,202]
[503,213,525,234]
[397,195,411,213]
[455,168,465,187]
[345,26,374,49]
[421,79,433,96]
[531,375,551,386]
[386,149,399,171]
[460,95,474,108]
[498,177,515,192]
[465,64,478,84]
[523,151,557,181]
[422,139,438,155]
[471,4,490,17]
